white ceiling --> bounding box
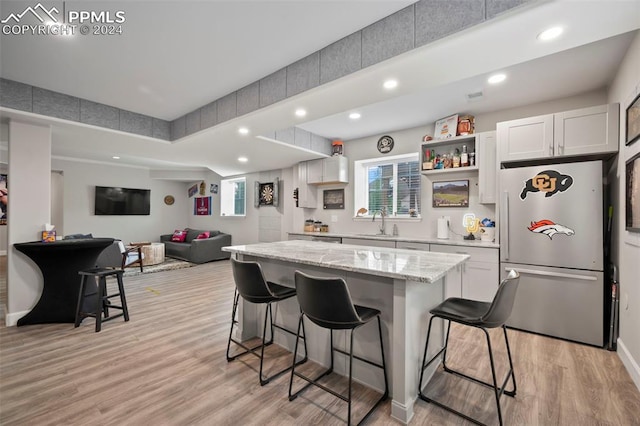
[1,1,639,177]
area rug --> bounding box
[123,258,195,277]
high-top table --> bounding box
[222,240,469,424]
[13,238,115,326]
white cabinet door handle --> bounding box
[505,267,597,281]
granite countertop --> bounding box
[289,232,499,248]
[222,240,469,284]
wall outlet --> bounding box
[331,215,338,223]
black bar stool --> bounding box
[226,257,307,386]
[418,270,520,426]
[289,271,388,426]
[75,268,130,332]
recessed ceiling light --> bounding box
[349,112,361,120]
[238,127,249,135]
[383,79,398,90]
[537,26,563,41]
[295,108,307,117]
[112,156,120,159]
[488,73,506,84]
[238,156,248,163]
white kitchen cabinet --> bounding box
[341,237,395,248]
[554,104,619,157]
[478,131,497,204]
[497,114,554,162]
[430,244,499,302]
[395,241,430,250]
[498,103,619,163]
[296,163,317,208]
[306,156,349,184]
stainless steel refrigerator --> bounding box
[500,160,604,347]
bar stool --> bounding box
[226,258,307,386]
[75,268,130,332]
[289,271,388,426]
[418,270,520,426]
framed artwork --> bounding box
[194,196,212,215]
[323,189,344,209]
[626,92,640,146]
[0,174,6,225]
[626,152,640,232]
[432,180,469,208]
[210,183,218,194]
[188,183,198,198]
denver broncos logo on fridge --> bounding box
[527,219,575,240]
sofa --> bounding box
[160,228,232,264]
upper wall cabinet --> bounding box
[497,103,619,163]
[306,156,349,185]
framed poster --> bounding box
[0,174,6,225]
[626,92,640,146]
[432,180,469,208]
[188,183,198,198]
[323,189,344,209]
[194,196,212,215]
[626,152,640,232]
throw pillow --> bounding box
[196,231,210,239]
[171,229,187,242]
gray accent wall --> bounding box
[0,0,531,152]
[0,78,172,140]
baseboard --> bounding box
[0,250,6,255]
[391,398,415,424]
[617,338,640,392]
[5,310,28,327]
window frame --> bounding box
[353,152,421,219]
[220,176,246,217]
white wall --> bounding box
[51,158,188,243]
[186,168,289,246]
[7,121,51,324]
[607,31,640,390]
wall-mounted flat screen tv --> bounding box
[95,186,150,215]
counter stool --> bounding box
[289,271,388,426]
[226,258,308,386]
[75,268,130,332]
[418,270,520,426]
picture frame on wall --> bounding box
[432,180,469,208]
[323,189,344,209]
[625,152,640,232]
[626,92,640,146]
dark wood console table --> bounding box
[13,238,115,326]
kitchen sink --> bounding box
[356,233,395,238]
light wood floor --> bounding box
[1,260,639,425]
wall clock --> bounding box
[164,195,175,205]
[377,135,394,154]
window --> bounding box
[354,153,421,217]
[220,177,246,216]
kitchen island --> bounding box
[222,240,469,423]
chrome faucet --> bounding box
[372,206,387,235]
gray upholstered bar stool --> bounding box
[289,271,388,426]
[75,267,129,332]
[418,269,520,426]
[226,257,307,386]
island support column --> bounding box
[391,277,444,424]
